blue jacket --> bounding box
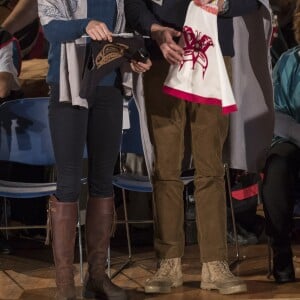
[42,0,117,85]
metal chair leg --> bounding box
[107,246,111,278]
[77,205,83,284]
[3,197,9,239]
[224,163,242,268]
[267,237,273,278]
[111,188,133,278]
[77,178,88,283]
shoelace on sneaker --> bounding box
[154,259,176,278]
[209,261,235,279]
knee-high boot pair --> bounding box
[49,195,127,299]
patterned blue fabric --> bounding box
[272,45,300,144]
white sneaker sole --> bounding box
[144,285,171,294]
[201,282,247,295]
[144,278,183,294]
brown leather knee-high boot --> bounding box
[49,195,78,300]
[83,196,127,300]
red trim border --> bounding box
[193,1,218,15]
[163,85,237,114]
[0,37,13,50]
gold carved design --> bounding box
[95,43,129,69]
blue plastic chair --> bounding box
[0,97,86,280]
[113,100,153,193]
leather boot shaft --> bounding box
[85,196,114,279]
[49,195,78,299]
[84,196,127,299]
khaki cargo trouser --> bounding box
[143,58,231,262]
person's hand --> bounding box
[130,58,152,74]
[86,20,113,42]
[217,0,225,12]
[151,25,183,65]
[0,72,14,100]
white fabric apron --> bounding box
[163,2,237,114]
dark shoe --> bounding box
[236,223,258,245]
[273,246,295,283]
[0,238,12,255]
[83,274,127,299]
[227,223,258,246]
[227,230,248,246]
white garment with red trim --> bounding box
[163,2,237,114]
[0,43,20,91]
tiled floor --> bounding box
[1,236,300,300]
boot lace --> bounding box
[154,259,177,279]
[209,261,236,280]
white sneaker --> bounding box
[201,260,247,295]
[144,258,183,293]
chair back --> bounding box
[121,99,144,156]
[0,97,55,166]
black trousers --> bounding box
[262,141,300,245]
[49,85,123,202]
